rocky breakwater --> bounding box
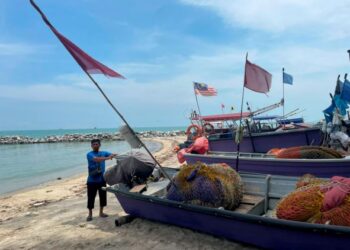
[0,130,185,145]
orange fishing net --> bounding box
[166,162,243,210]
[275,146,343,159]
[276,174,350,226]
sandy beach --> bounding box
[0,136,255,250]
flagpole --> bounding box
[83,71,175,185]
[282,68,285,120]
[193,82,203,127]
[235,52,248,172]
[29,0,175,186]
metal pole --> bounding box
[235,52,248,172]
[30,0,175,186]
[83,71,175,186]
[193,82,203,127]
[282,68,285,120]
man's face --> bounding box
[91,142,100,151]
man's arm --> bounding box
[92,155,114,162]
[92,153,117,163]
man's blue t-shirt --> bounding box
[87,151,111,184]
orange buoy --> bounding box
[186,124,203,141]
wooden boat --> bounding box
[208,127,323,153]
[187,111,323,153]
[105,170,350,250]
[183,151,350,177]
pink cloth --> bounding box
[187,136,209,154]
[177,137,209,163]
[244,59,272,93]
[30,0,125,79]
[322,176,350,211]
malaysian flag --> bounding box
[193,82,217,96]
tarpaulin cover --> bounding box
[104,149,155,187]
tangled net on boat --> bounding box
[276,174,350,226]
[166,162,243,210]
[273,146,343,159]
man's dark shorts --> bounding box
[87,182,107,209]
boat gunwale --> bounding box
[106,185,350,235]
[184,151,350,163]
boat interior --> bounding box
[108,169,298,218]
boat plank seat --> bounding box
[129,184,147,193]
[234,194,265,215]
[142,180,170,196]
[241,194,264,205]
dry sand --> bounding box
[0,136,255,250]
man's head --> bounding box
[91,139,101,151]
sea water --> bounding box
[0,127,181,195]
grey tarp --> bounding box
[104,149,156,187]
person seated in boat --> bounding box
[86,139,117,221]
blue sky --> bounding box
[1,0,350,130]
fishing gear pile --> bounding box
[269,146,343,159]
[276,174,350,226]
[166,162,243,210]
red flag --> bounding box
[244,59,271,93]
[30,0,125,79]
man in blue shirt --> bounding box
[86,139,116,221]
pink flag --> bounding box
[244,59,271,93]
[30,0,125,79]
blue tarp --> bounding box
[341,79,350,102]
[252,115,280,121]
[277,117,304,124]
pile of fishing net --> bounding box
[276,174,350,226]
[268,146,343,159]
[166,162,243,210]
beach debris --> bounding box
[166,162,243,210]
[115,211,134,227]
[29,200,51,208]
[276,174,350,226]
[24,211,39,217]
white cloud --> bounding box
[0,83,100,103]
[1,41,347,123]
[0,43,38,56]
[180,0,350,39]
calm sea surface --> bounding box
[0,127,181,195]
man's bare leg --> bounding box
[99,207,108,217]
[87,209,93,221]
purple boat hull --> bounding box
[209,128,323,153]
[184,153,350,178]
[114,189,350,250]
